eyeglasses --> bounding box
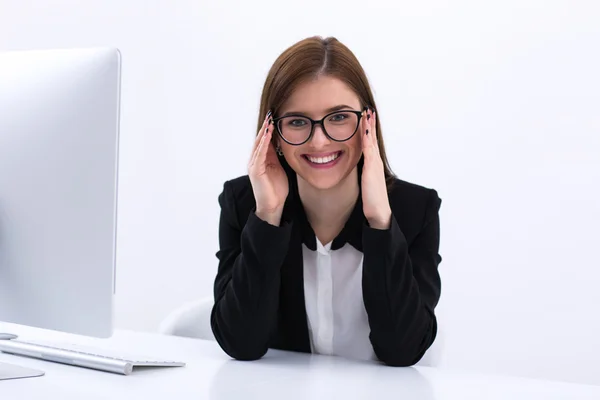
[273,109,365,146]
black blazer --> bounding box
[211,168,442,366]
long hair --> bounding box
[257,36,396,190]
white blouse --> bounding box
[302,238,376,361]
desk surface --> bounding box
[1,324,599,399]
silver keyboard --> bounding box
[0,339,185,375]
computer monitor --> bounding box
[0,47,121,345]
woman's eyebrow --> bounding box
[281,104,356,117]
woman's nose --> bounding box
[310,124,330,147]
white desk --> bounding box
[1,324,599,399]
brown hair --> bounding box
[257,36,396,190]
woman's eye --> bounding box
[329,113,348,122]
[289,119,307,127]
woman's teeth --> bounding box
[306,152,340,164]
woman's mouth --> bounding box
[302,151,343,169]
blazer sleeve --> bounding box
[210,181,292,360]
[362,188,442,366]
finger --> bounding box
[253,110,271,149]
[370,110,379,152]
[265,138,278,162]
[250,126,268,167]
[252,122,273,168]
[250,111,272,164]
[250,130,265,167]
[362,109,372,153]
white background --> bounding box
[1,0,599,387]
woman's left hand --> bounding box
[361,108,392,230]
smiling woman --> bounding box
[211,36,443,367]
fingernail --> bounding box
[366,129,369,135]
[367,113,371,120]
[266,110,272,119]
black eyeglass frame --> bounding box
[272,108,368,146]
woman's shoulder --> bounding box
[388,177,440,199]
[388,177,442,224]
[219,175,256,223]
[222,174,252,196]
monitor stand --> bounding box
[0,333,45,381]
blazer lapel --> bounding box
[274,176,311,353]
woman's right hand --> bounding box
[248,111,289,226]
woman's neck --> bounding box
[297,168,360,245]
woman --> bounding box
[211,36,442,367]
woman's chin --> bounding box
[296,170,347,191]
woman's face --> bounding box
[275,76,364,191]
